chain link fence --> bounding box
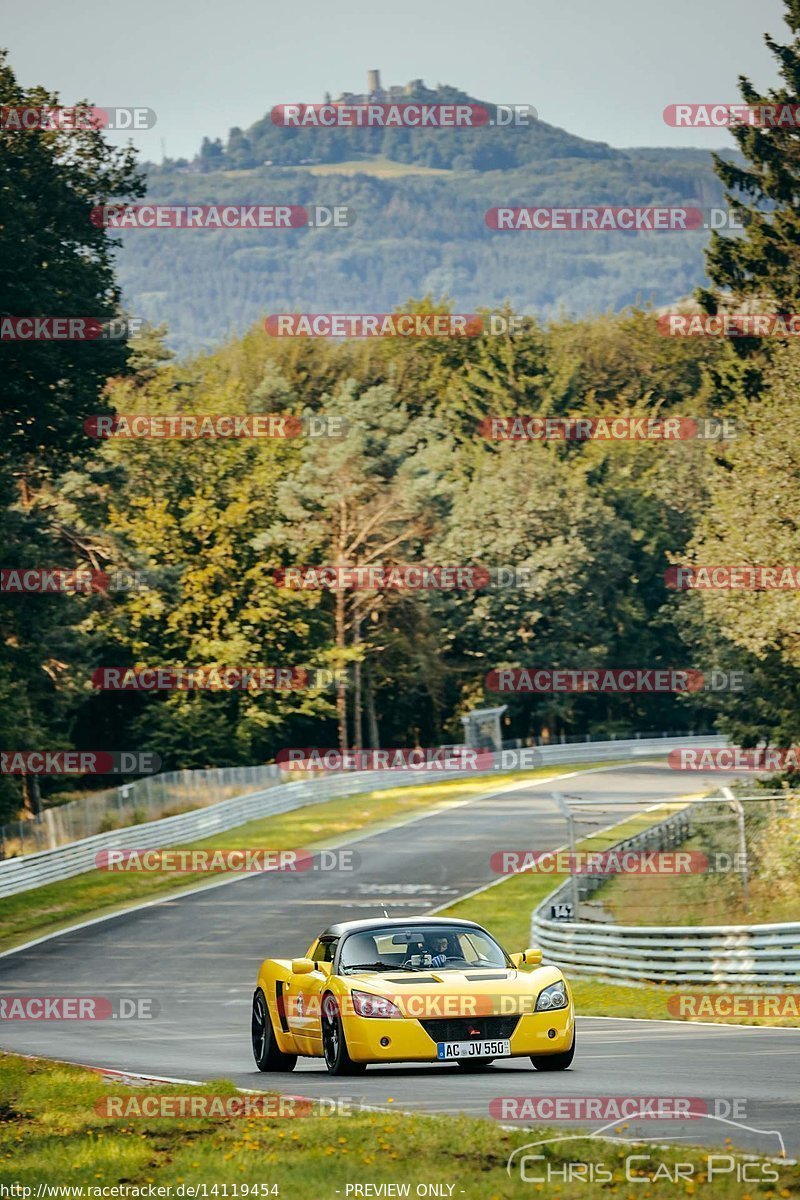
[532,791,800,985]
[0,764,282,860]
[536,788,800,929]
[500,729,713,748]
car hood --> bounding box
[341,965,565,1016]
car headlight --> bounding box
[535,981,568,1012]
[351,990,403,1019]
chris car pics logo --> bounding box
[506,1116,785,1182]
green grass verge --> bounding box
[298,155,453,177]
[593,822,800,927]
[223,156,454,178]
[439,801,800,1029]
[2,1053,795,1198]
[0,763,619,955]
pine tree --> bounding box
[700,1,800,312]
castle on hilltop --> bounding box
[328,71,426,105]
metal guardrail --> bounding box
[531,920,800,986]
[0,734,726,900]
[531,799,800,986]
[0,768,454,900]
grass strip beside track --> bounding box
[591,828,800,927]
[1,1052,795,1198]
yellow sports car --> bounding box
[251,916,574,1075]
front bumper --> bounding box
[344,1007,575,1063]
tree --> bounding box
[0,51,144,821]
[198,137,224,171]
[677,342,800,748]
[0,50,144,479]
[699,1,800,312]
[432,444,640,738]
[78,360,339,767]
[258,382,445,751]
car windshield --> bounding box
[339,925,511,972]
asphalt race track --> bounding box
[1,762,798,1157]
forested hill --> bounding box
[181,83,620,173]
[115,85,738,356]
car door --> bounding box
[285,937,337,1054]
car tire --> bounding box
[455,1058,494,1071]
[251,988,297,1072]
[321,993,367,1076]
[530,1030,575,1071]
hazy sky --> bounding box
[3,0,788,161]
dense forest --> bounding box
[118,153,732,357]
[2,0,800,822]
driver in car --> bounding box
[428,935,453,968]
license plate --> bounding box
[436,1038,511,1060]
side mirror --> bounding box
[511,947,542,967]
[292,957,315,974]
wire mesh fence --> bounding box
[0,764,283,860]
[552,789,800,927]
[501,729,714,748]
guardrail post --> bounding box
[552,792,579,921]
[721,786,749,911]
